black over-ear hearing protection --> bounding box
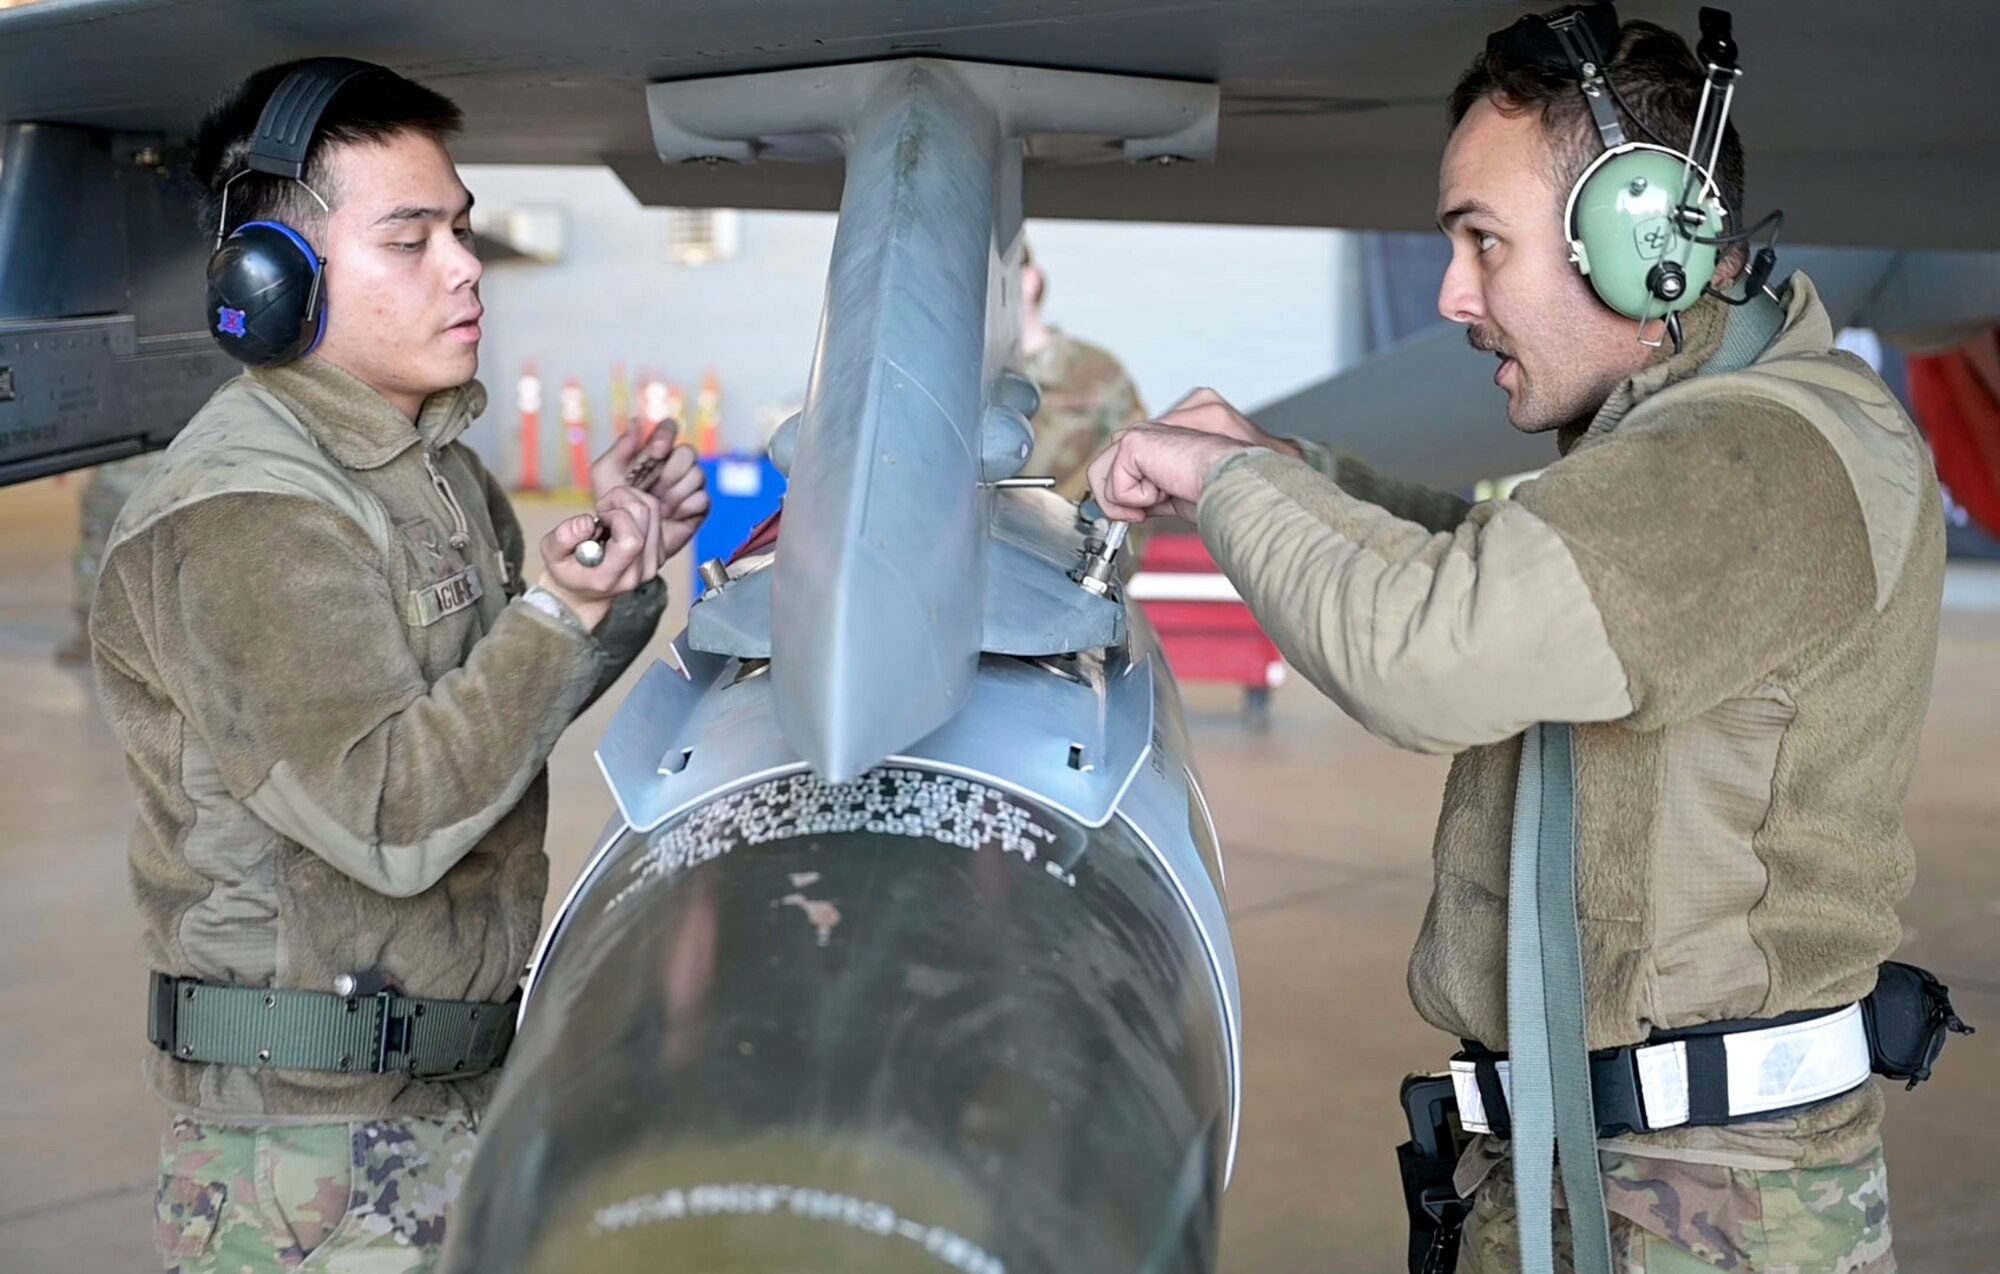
[205,57,383,366]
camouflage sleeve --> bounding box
[1050,366,1148,503]
[1122,371,1149,427]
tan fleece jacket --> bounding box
[1198,274,1944,1167]
[91,359,664,1122]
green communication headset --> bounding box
[1566,144,1723,321]
[1490,4,1780,341]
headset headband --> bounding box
[244,57,381,181]
[1544,11,1625,148]
[1484,3,1621,79]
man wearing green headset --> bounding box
[1089,7,1944,1272]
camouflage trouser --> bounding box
[152,1114,477,1273]
[1457,1142,1895,1273]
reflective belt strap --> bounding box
[1451,1002,1873,1137]
[149,973,516,1078]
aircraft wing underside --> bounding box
[2,0,1998,248]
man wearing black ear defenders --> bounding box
[88,59,709,1271]
[1088,5,1962,1272]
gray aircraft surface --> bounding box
[4,3,1997,1270]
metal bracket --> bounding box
[644,59,1217,781]
[371,988,412,1074]
[649,59,1219,168]
[592,642,744,833]
[595,642,1154,845]
[687,487,1124,659]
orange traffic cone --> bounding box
[609,361,632,438]
[516,361,543,492]
[638,373,671,449]
[561,378,594,493]
[695,368,722,457]
[665,381,686,436]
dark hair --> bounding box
[1449,18,1746,253]
[191,60,463,241]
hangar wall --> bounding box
[459,164,1365,475]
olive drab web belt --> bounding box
[148,972,517,1078]
[1450,1002,1873,1138]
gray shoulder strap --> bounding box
[1507,722,1614,1274]
[1508,283,1792,1274]
[1703,285,1788,376]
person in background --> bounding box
[1016,240,1150,503]
[54,453,159,666]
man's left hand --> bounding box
[1086,424,1252,524]
[590,424,712,560]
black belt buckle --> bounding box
[1588,1046,1649,1137]
[369,986,416,1074]
[148,970,181,1052]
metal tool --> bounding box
[574,446,675,568]
[1076,519,1129,597]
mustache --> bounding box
[1467,325,1513,360]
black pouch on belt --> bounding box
[1397,1074,1474,1274]
[1863,960,1975,1089]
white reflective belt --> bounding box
[1124,572,1243,602]
[1450,1003,1872,1136]
[1450,1057,1510,1135]
[1721,1002,1873,1117]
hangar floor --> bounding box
[2,474,1993,1273]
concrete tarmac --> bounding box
[1,474,1993,1272]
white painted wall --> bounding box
[1016,219,1359,417]
[458,164,1357,479]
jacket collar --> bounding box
[1557,296,1726,454]
[250,358,487,470]
[1559,271,1833,454]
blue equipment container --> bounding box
[693,453,786,594]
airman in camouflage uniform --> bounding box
[1015,243,1149,504]
[55,453,160,665]
[1015,245,1153,581]
[1456,1147,1895,1273]
[1021,328,1149,503]
[154,1116,476,1273]
[102,60,698,1274]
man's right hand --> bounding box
[1086,423,1251,525]
[1156,387,1306,462]
[534,486,663,632]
